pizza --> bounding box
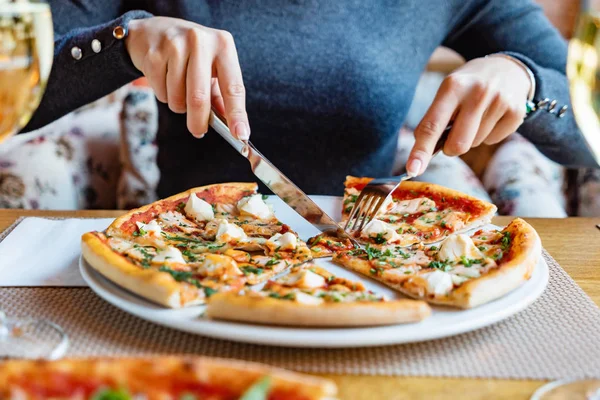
[333,218,541,308]
[341,176,497,247]
[0,356,337,399]
[207,264,431,326]
[81,183,313,308]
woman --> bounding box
[24,0,599,197]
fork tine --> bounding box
[344,191,366,231]
[366,195,386,223]
[354,194,376,233]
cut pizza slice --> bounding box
[82,183,313,308]
[341,176,497,247]
[0,356,338,399]
[333,218,541,308]
[206,264,431,326]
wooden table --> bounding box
[1,210,599,400]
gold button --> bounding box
[112,26,126,40]
[70,46,82,60]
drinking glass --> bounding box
[0,0,53,143]
[0,1,67,360]
[567,0,600,164]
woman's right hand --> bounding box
[125,17,250,140]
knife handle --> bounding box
[209,109,247,154]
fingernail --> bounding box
[407,159,422,177]
[234,123,250,140]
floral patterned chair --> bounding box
[0,79,159,210]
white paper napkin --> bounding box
[0,217,114,286]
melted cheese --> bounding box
[158,212,200,234]
[109,237,135,253]
[278,269,326,289]
[266,232,297,250]
[294,291,324,305]
[451,265,481,278]
[439,210,467,231]
[345,187,360,196]
[194,253,242,278]
[422,270,453,296]
[436,234,484,262]
[237,194,273,220]
[184,194,214,222]
[388,197,436,215]
[153,246,186,264]
[135,220,162,236]
[215,219,247,243]
[360,219,400,243]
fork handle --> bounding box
[432,124,453,156]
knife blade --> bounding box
[209,109,359,246]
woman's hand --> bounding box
[406,56,532,176]
[125,17,249,139]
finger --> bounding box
[211,78,226,116]
[214,31,250,140]
[142,49,168,103]
[483,105,525,145]
[407,82,460,176]
[473,94,508,147]
[165,38,189,114]
[186,45,213,137]
[443,92,489,157]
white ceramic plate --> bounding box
[80,195,549,348]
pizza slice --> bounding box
[333,218,541,308]
[206,264,431,326]
[341,176,497,247]
[0,356,338,399]
[82,183,313,308]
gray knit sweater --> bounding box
[24,0,599,196]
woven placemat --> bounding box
[1,217,599,379]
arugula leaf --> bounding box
[241,266,264,275]
[92,389,131,400]
[133,227,146,237]
[203,287,218,297]
[161,232,204,244]
[265,258,281,267]
[501,231,511,251]
[364,245,382,261]
[459,256,483,268]
[373,232,387,244]
[181,249,197,262]
[428,260,453,272]
[159,266,193,281]
[240,376,271,400]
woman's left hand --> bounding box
[406,56,532,176]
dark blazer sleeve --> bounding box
[22,9,153,132]
[442,0,599,169]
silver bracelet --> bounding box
[486,53,536,102]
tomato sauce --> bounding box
[346,181,486,217]
[119,185,254,235]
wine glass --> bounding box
[531,3,600,396]
[0,1,67,360]
[567,0,600,165]
[0,0,53,143]
[0,310,68,360]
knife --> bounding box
[209,109,359,247]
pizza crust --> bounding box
[334,218,541,309]
[206,292,431,326]
[0,356,338,399]
[81,232,196,308]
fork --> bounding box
[344,125,452,234]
